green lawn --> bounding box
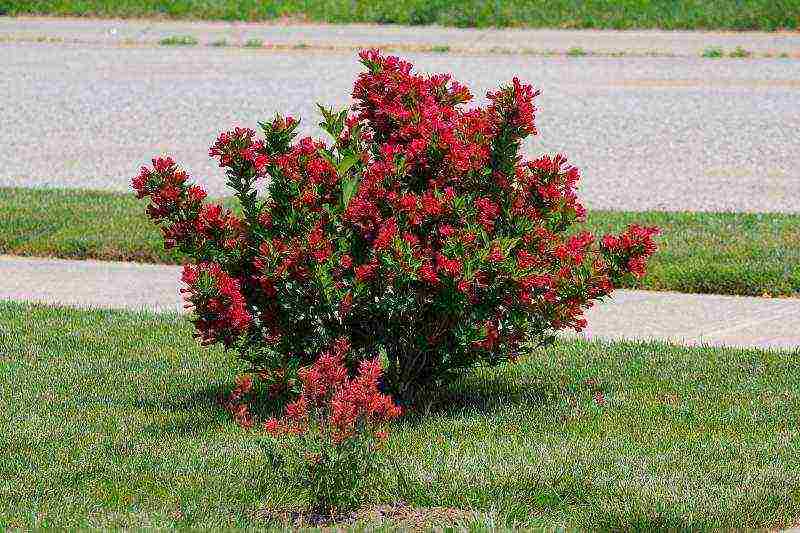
[1,0,797,30]
[1,301,799,528]
[3,187,799,297]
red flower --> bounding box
[266,342,402,444]
[153,156,175,173]
[488,244,506,263]
[355,263,377,282]
[474,197,500,233]
[180,262,251,347]
[373,218,397,251]
[516,249,537,270]
[421,192,444,217]
[602,235,618,249]
[419,262,439,284]
[254,154,270,172]
[263,417,282,435]
[435,253,462,278]
[628,256,648,278]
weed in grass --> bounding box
[780,52,790,58]
[430,45,451,53]
[729,45,752,58]
[159,35,199,46]
[567,46,587,56]
[33,35,63,43]
[293,42,309,49]
[210,38,228,47]
[702,46,724,58]
[244,38,263,48]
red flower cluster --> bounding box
[180,262,251,347]
[601,224,661,279]
[264,339,402,444]
[133,50,659,397]
[487,76,540,137]
[209,127,270,173]
[132,157,241,252]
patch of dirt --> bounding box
[360,502,484,529]
[254,501,485,529]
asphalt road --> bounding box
[2,42,798,212]
[3,16,800,56]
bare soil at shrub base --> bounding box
[253,501,484,528]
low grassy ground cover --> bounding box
[1,0,797,30]
[3,187,798,296]
[1,301,799,528]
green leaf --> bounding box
[341,176,359,208]
[317,103,334,124]
[337,154,359,176]
[317,104,348,140]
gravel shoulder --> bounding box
[2,255,798,350]
[2,43,798,212]
[3,16,800,56]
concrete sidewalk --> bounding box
[2,16,799,56]
[2,255,798,350]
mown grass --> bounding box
[0,187,187,264]
[586,210,800,297]
[1,301,799,528]
[3,187,799,297]
[1,0,798,30]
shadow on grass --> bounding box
[131,360,593,434]
[134,383,223,413]
[133,384,231,436]
[403,366,572,421]
[134,380,289,435]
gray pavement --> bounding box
[3,17,800,57]
[2,42,798,212]
[0,255,184,313]
[2,255,798,351]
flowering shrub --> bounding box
[261,338,402,512]
[133,50,658,398]
[263,338,402,440]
